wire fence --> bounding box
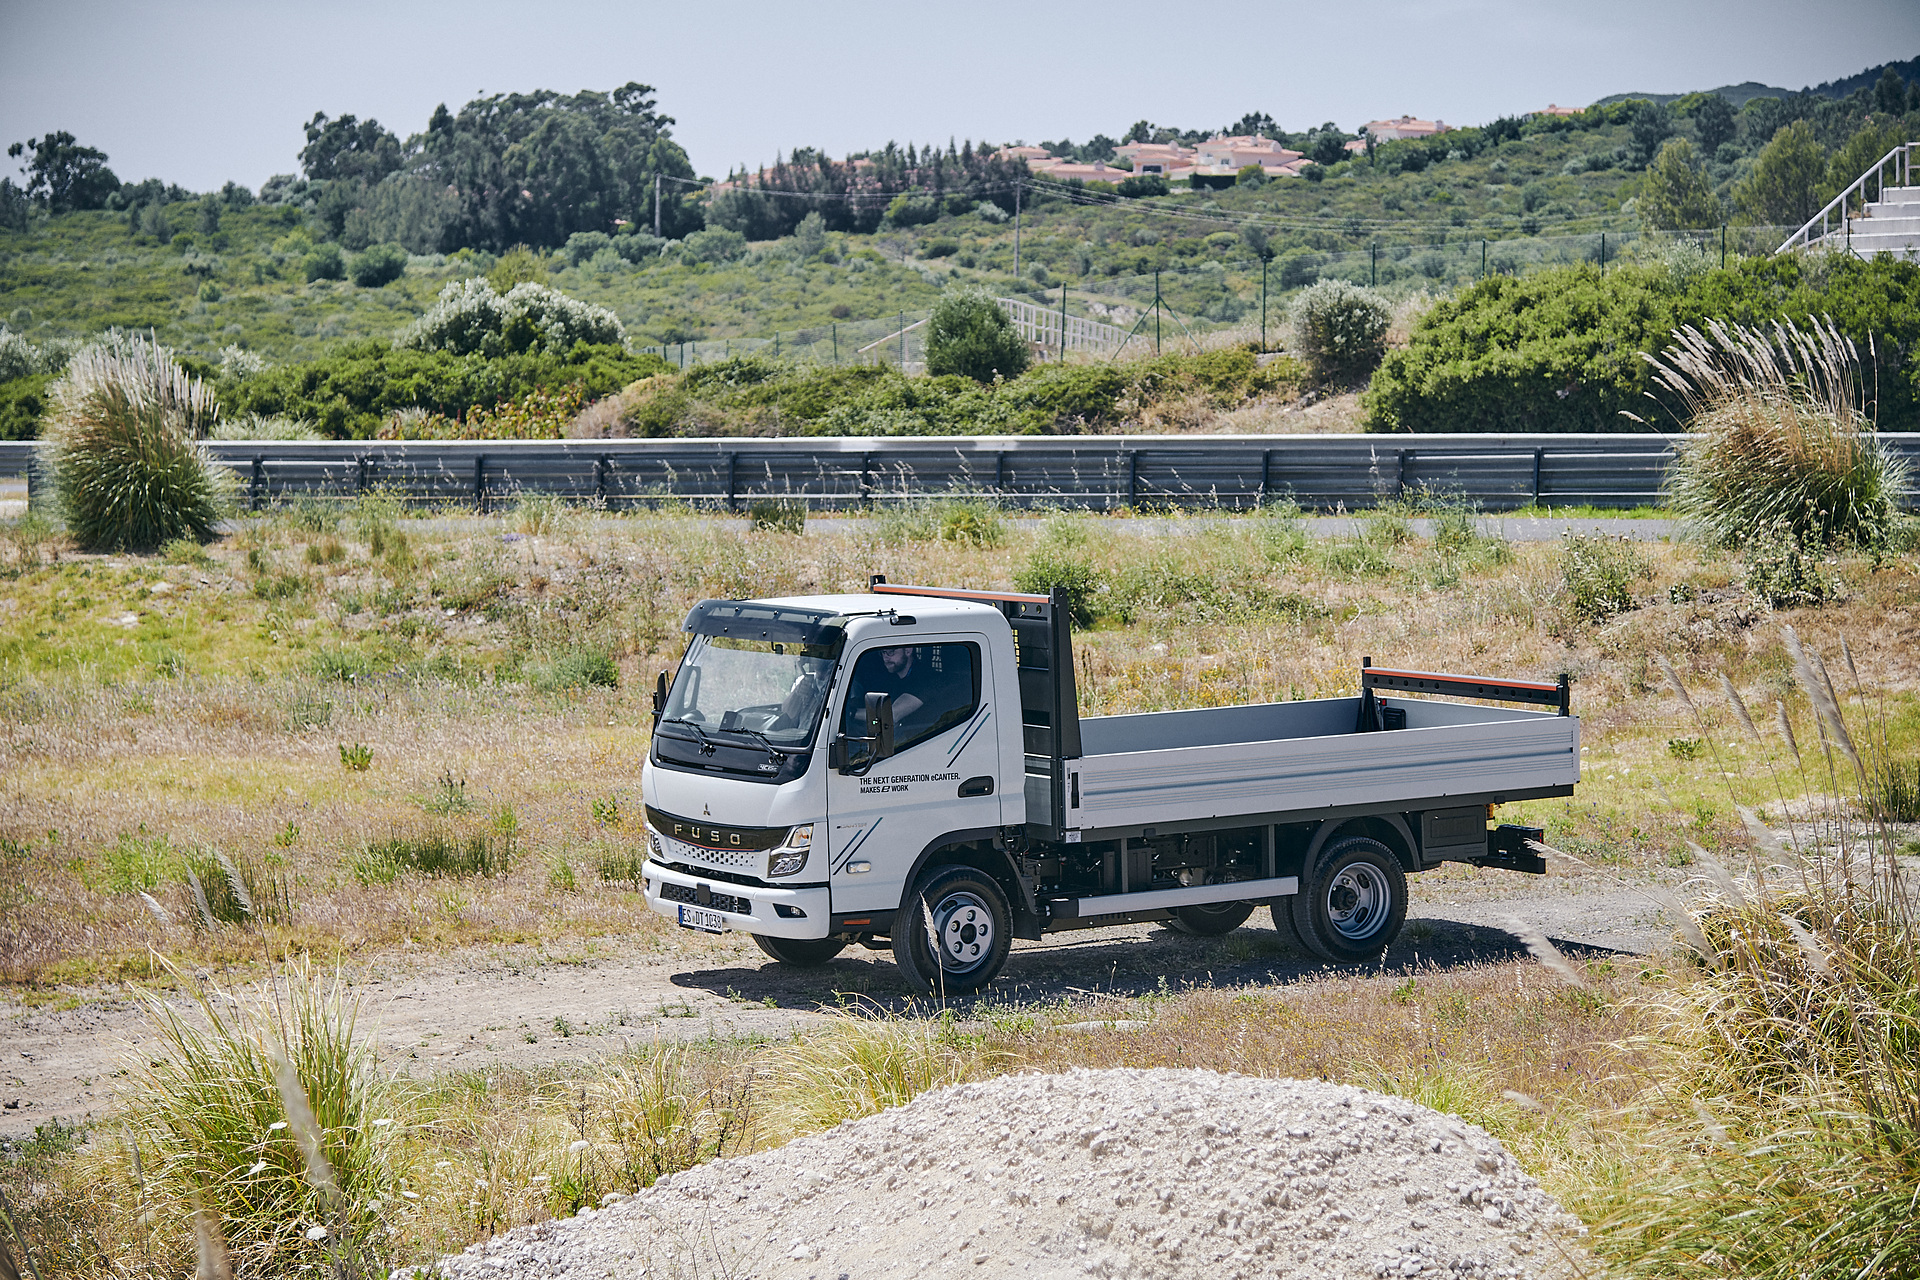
[630,224,1799,369]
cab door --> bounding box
[825,636,1002,917]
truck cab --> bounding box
[641,580,1576,994]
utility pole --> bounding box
[1259,249,1271,350]
[1481,239,1487,279]
[654,173,662,238]
[1013,182,1022,281]
[1720,223,1727,269]
[900,311,907,370]
[1599,232,1606,276]
[832,322,838,364]
[1059,282,1068,362]
[1370,242,1377,287]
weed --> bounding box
[1666,737,1704,760]
[1560,533,1651,623]
[590,796,621,828]
[338,742,372,772]
[103,828,178,894]
[527,646,619,692]
[420,769,471,815]
[547,858,578,893]
[1742,527,1837,608]
[1012,547,1103,626]
[355,830,508,882]
[746,498,805,534]
[595,848,645,890]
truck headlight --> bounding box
[767,824,812,878]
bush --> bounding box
[1656,317,1909,551]
[1288,280,1390,386]
[564,230,614,266]
[1116,174,1168,199]
[46,334,232,551]
[1559,533,1650,622]
[128,958,399,1276]
[210,413,323,441]
[1012,547,1103,627]
[396,277,626,357]
[925,289,1029,383]
[529,645,620,692]
[301,242,345,282]
[348,242,407,287]
[1742,527,1837,608]
[226,340,665,440]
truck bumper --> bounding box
[640,858,832,940]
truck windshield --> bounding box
[662,635,838,749]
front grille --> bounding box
[659,881,752,915]
[660,838,763,873]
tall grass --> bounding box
[126,956,400,1277]
[46,334,233,552]
[1650,317,1910,551]
[1598,628,1920,1278]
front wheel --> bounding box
[1287,836,1408,964]
[1167,900,1255,936]
[891,865,1012,996]
[752,933,846,967]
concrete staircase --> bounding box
[1842,186,1920,259]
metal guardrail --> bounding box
[5,435,1918,514]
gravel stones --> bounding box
[439,1068,1586,1279]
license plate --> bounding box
[677,904,727,933]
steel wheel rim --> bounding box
[1325,861,1389,941]
[932,890,995,972]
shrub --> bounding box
[210,413,322,441]
[127,956,399,1276]
[925,289,1029,383]
[1288,280,1390,386]
[301,242,345,282]
[1012,547,1103,627]
[46,334,232,551]
[1559,533,1651,622]
[747,498,806,533]
[396,278,625,357]
[564,230,613,266]
[1653,317,1908,551]
[528,646,620,692]
[348,242,407,287]
[1116,174,1169,199]
[1742,527,1837,608]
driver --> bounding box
[846,645,930,732]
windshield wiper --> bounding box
[659,716,717,755]
[719,723,789,761]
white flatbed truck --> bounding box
[639,578,1579,993]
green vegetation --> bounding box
[47,334,232,551]
[597,345,1301,437]
[1367,253,1920,433]
[1655,317,1911,550]
[1287,280,1390,385]
[924,290,1028,382]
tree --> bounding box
[1290,280,1390,386]
[1627,100,1673,166]
[1230,111,1277,139]
[925,290,1028,383]
[1640,139,1721,230]
[1735,120,1827,228]
[7,132,119,211]
[1824,117,1909,204]
[1115,174,1167,198]
[1874,67,1911,115]
[1694,94,1737,156]
[299,113,403,183]
[1308,130,1349,167]
[348,242,408,287]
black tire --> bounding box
[1167,900,1255,936]
[891,865,1012,996]
[752,933,846,967]
[1288,836,1408,964]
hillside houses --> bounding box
[1343,115,1451,153]
[1003,133,1308,183]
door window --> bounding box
[842,642,980,752]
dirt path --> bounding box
[0,869,1669,1137]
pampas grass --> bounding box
[1647,316,1909,550]
[47,333,234,551]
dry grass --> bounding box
[3,497,1917,991]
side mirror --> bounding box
[866,692,895,762]
[652,670,668,727]
[836,693,895,775]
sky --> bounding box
[3,0,1916,193]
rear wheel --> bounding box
[1288,836,1408,964]
[1167,900,1255,936]
[752,933,846,967]
[892,865,1012,996]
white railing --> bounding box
[1777,142,1915,254]
[996,297,1126,358]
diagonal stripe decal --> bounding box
[833,817,883,874]
[948,706,992,764]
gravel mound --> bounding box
[441,1068,1586,1279]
